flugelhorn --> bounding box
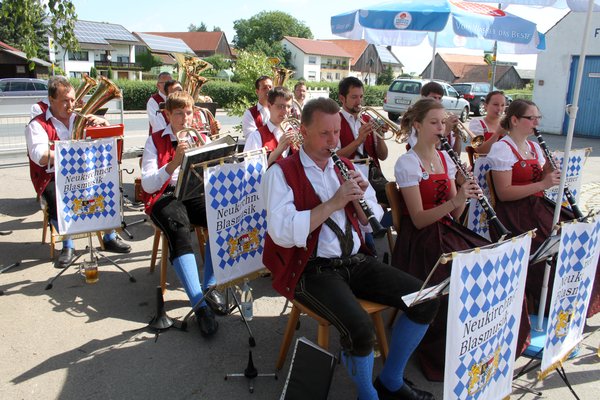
[175,126,206,149]
[447,114,484,148]
[280,116,302,151]
[71,76,122,140]
[358,106,399,141]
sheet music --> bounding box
[402,277,450,307]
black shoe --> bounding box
[374,377,435,400]
[103,237,131,254]
[55,248,75,269]
[196,306,219,337]
[206,288,229,316]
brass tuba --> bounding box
[268,57,294,87]
[358,106,400,141]
[174,54,213,102]
[73,73,98,105]
[71,76,122,140]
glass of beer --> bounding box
[83,261,99,284]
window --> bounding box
[326,73,333,80]
[308,56,317,65]
[33,82,48,91]
[308,71,316,80]
[117,55,130,63]
[446,85,459,98]
[68,51,89,61]
[0,82,7,91]
[335,73,340,80]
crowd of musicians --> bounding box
[26,73,599,400]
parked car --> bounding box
[383,79,470,122]
[0,78,48,97]
[451,82,513,116]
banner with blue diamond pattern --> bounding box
[467,157,492,241]
[444,233,531,400]
[204,152,268,286]
[541,218,600,374]
[544,148,588,210]
[54,138,120,236]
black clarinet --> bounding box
[329,149,387,237]
[438,136,511,239]
[533,128,584,220]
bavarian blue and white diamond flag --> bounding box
[544,148,589,210]
[204,151,268,286]
[540,218,600,376]
[467,156,493,241]
[54,138,120,235]
[444,233,531,400]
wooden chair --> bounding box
[276,299,390,370]
[149,224,208,294]
[384,182,403,236]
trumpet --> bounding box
[175,126,206,149]
[280,116,302,151]
[446,114,484,148]
[358,106,399,141]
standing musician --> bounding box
[391,98,518,381]
[406,82,461,156]
[243,86,295,166]
[146,71,173,134]
[241,75,273,138]
[140,91,227,338]
[336,77,389,204]
[290,81,307,119]
[486,99,599,318]
[468,91,507,154]
[162,79,221,137]
[25,76,131,269]
[263,97,439,400]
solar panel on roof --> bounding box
[73,20,138,44]
[136,33,194,54]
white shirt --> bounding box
[30,98,50,120]
[141,125,212,193]
[243,120,289,157]
[487,136,545,172]
[394,149,457,188]
[146,92,167,133]
[263,147,383,258]
[25,108,75,172]
[469,118,488,137]
[241,103,269,139]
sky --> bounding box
[70,0,569,74]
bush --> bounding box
[114,80,156,110]
[304,81,387,107]
[201,80,255,110]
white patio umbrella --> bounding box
[466,0,600,331]
[330,0,544,79]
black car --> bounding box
[451,82,512,116]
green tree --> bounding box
[376,65,394,85]
[188,22,207,32]
[89,66,97,78]
[136,49,163,71]
[0,0,47,60]
[233,11,312,50]
[202,54,231,75]
[0,0,78,65]
[212,26,222,32]
[231,50,271,85]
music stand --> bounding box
[85,124,146,239]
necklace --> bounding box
[429,161,435,172]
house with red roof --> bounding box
[0,40,51,78]
[145,31,233,59]
[282,36,352,82]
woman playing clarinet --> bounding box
[486,99,599,318]
[469,90,507,154]
[391,98,517,381]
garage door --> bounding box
[563,55,600,137]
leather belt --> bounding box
[305,253,366,272]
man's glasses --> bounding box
[520,115,542,121]
[274,104,292,110]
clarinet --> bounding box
[329,149,387,237]
[438,136,511,239]
[533,128,584,220]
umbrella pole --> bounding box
[536,0,596,332]
[429,32,438,80]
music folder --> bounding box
[402,277,450,307]
[280,337,336,400]
[175,135,238,202]
[529,233,561,264]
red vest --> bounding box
[28,114,59,195]
[258,124,278,153]
[142,128,208,214]
[37,100,49,115]
[249,105,264,127]
[263,152,367,299]
[503,140,544,197]
[339,112,380,168]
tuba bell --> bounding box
[174,54,213,102]
[73,73,98,105]
[268,57,294,87]
[71,76,122,140]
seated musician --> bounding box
[391,98,527,381]
[263,97,439,400]
[335,77,389,204]
[406,81,461,156]
[486,99,600,318]
[162,79,221,137]
[25,76,131,269]
[241,75,272,139]
[146,72,172,134]
[140,91,226,338]
[243,86,295,166]
[469,91,507,154]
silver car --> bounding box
[383,78,470,122]
[0,78,48,96]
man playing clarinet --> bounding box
[262,97,439,400]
